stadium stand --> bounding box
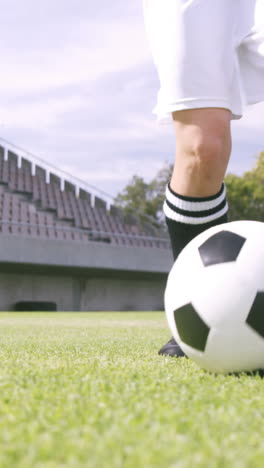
[0,139,171,311]
[0,144,168,248]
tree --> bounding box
[114,164,173,229]
[225,151,264,222]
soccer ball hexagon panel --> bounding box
[165,220,264,373]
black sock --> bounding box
[164,184,228,260]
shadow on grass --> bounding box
[229,369,264,379]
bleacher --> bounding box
[0,143,169,249]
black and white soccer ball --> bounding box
[165,220,264,373]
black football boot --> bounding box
[158,337,186,357]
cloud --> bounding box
[0,3,150,96]
[0,0,263,198]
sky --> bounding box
[0,0,264,200]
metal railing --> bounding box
[0,137,164,227]
[0,137,114,205]
[0,137,167,239]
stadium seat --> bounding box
[0,145,169,249]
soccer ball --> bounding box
[165,220,264,373]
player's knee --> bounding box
[193,135,224,167]
[186,134,227,181]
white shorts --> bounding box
[143,0,264,124]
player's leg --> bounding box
[161,0,264,356]
[159,108,231,356]
[143,0,241,356]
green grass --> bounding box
[0,312,263,468]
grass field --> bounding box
[0,312,263,468]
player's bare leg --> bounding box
[171,108,232,197]
[159,108,232,357]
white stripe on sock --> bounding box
[163,200,228,225]
[165,184,226,212]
